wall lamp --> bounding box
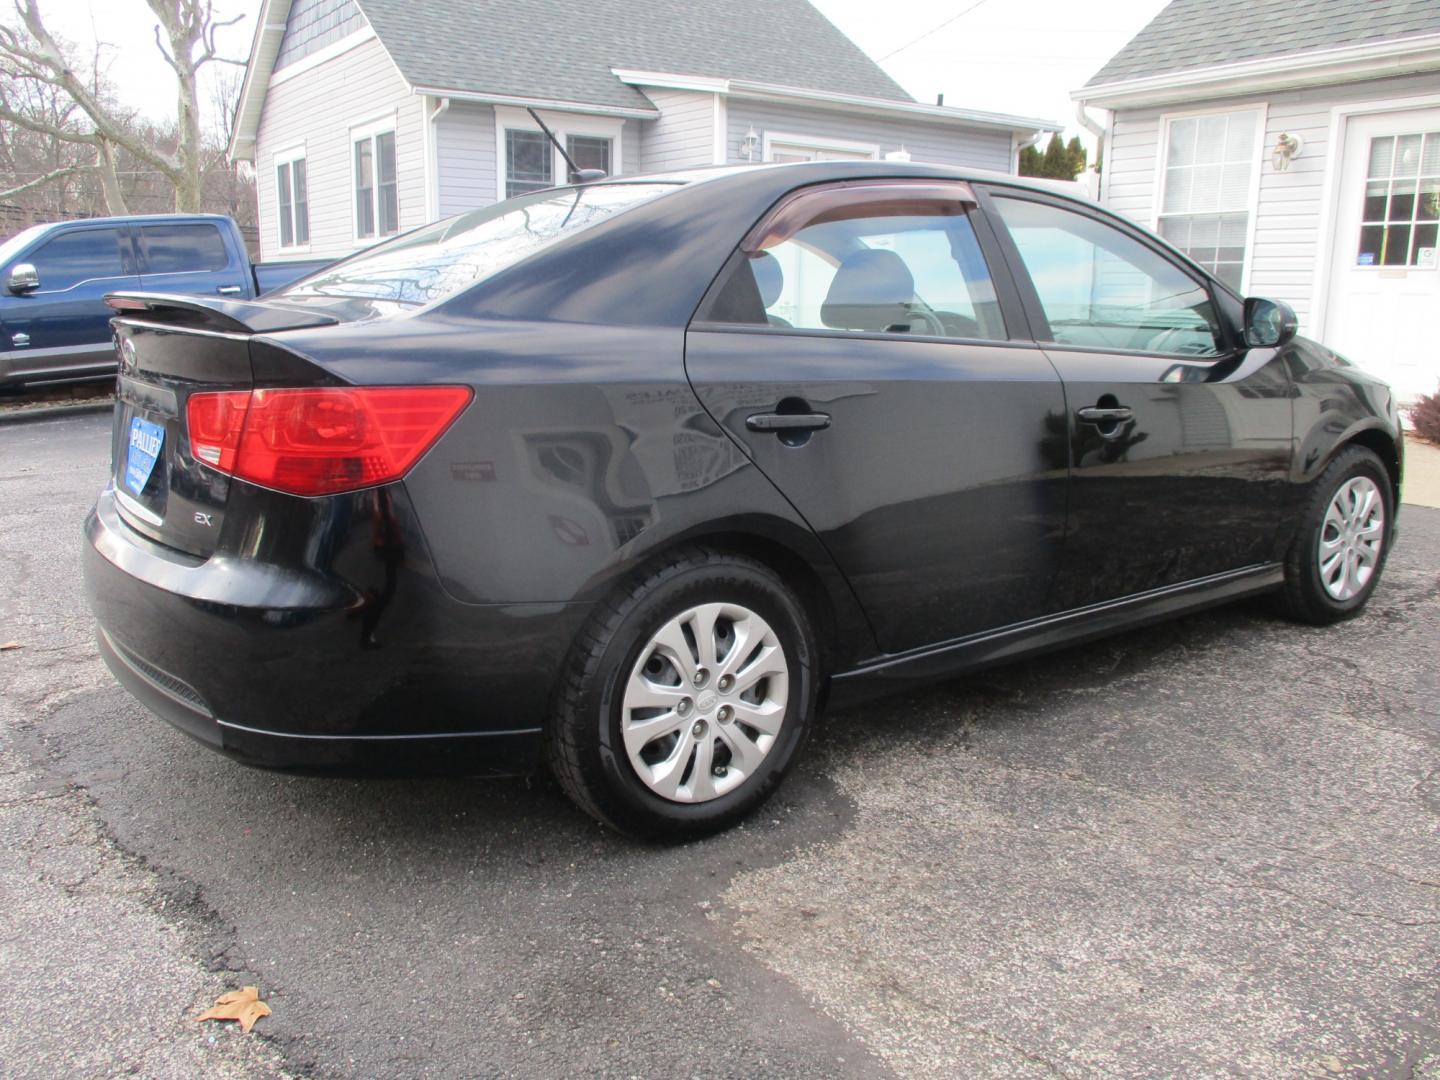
[1271,132,1303,172]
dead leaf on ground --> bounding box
[0,642,20,651]
[195,986,271,1033]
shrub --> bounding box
[1411,387,1440,443]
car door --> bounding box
[137,221,249,298]
[685,180,1070,655]
[2,224,139,372]
[980,188,1294,611]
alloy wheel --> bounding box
[1317,475,1385,601]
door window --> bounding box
[701,187,1007,341]
[1358,131,1440,267]
[994,197,1224,357]
[140,224,229,274]
[26,228,125,291]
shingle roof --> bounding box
[354,0,913,110]
[1086,0,1440,87]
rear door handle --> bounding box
[216,285,243,296]
[1076,406,1133,424]
[745,412,831,433]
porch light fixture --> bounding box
[1271,132,1303,172]
[741,126,760,161]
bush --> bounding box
[1411,388,1440,443]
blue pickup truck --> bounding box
[0,214,328,389]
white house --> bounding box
[228,0,1056,266]
[1074,0,1440,404]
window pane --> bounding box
[1395,134,1422,178]
[506,129,552,198]
[355,138,375,238]
[1363,180,1389,222]
[293,160,309,245]
[999,197,1222,357]
[1382,224,1411,265]
[1368,136,1395,179]
[1224,112,1256,159]
[30,228,125,290]
[376,131,396,184]
[1390,178,1416,222]
[1422,133,1440,177]
[566,134,611,177]
[375,132,398,235]
[1167,117,1196,168]
[1162,165,1192,214]
[277,164,293,248]
[1419,179,1439,222]
[1413,222,1437,262]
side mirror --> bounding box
[7,262,39,295]
[1243,296,1297,348]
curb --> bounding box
[0,401,115,425]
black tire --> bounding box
[545,546,819,841]
[1274,445,1394,625]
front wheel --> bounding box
[546,548,819,840]
[1274,446,1393,624]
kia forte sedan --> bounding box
[84,162,1403,839]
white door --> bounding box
[1323,108,1440,405]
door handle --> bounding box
[216,285,243,296]
[1076,406,1133,424]
[745,412,831,433]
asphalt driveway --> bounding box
[2,409,1438,1079]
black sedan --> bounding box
[84,161,1403,839]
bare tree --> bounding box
[0,0,244,213]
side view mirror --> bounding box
[1243,296,1298,349]
[7,262,39,295]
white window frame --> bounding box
[494,106,624,201]
[1152,105,1266,294]
[762,130,880,162]
[349,112,399,245]
[273,144,309,254]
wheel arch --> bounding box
[1340,426,1402,507]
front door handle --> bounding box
[216,285,243,296]
[745,412,832,433]
[1077,406,1133,424]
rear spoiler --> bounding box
[105,292,339,335]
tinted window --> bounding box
[704,191,1006,341]
[28,228,125,291]
[141,224,229,274]
[994,197,1223,357]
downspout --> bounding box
[1013,128,1049,174]
[1075,100,1107,200]
[426,96,451,221]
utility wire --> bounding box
[878,0,995,61]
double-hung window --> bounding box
[1156,110,1260,291]
[353,119,398,241]
[274,148,308,250]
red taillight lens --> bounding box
[186,386,471,496]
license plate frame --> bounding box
[124,415,165,496]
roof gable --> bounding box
[1087,0,1440,87]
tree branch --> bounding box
[0,162,82,202]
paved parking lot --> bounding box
[3,409,1439,1079]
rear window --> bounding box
[278,182,683,306]
[141,223,229,274]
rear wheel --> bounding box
[546,548,818,840]
[1275,446,1393,624]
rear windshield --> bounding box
[277,182,683,306]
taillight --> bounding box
[186,386,472,496]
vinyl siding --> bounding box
[254,37,426,261]
[638,89,718,171]
[435,103,497,215]
[725,99,1015,172]
[1098,71,1440,330]
[273,0,365,71]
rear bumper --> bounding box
[84,489,591,773]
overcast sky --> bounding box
[33,0,1168,146]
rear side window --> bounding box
[141,224,229,274]
[27,228,125,291]
[699,185,1007,342]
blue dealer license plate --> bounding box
[124,416,165,495]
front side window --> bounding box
[506,129,553,198]
[354,127,398,240]
[276,154,309,249]
[28,228,125,291]
[1358,131,1440,267]
[1157,111,1258,290]
[702,185,1006,342]
[140,224,228,274]
[994,196,1223,357]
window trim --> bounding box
[762,130,881,163]
[494,106,623,201]
[977,184,1241,361]
[1152,105,1267,295]
[273,143,309,254]
[349,112,399,245]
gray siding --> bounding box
[255,37,426,260]
[725,99,1015,171]
[435,103,497,215]
[274,0,365,71]
[638,89,717,171]
[1100,71,1440,330]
